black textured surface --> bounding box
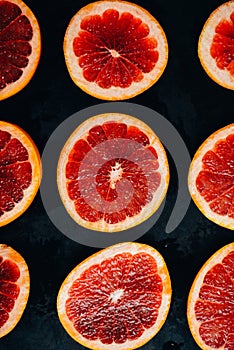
[0,0,233,349]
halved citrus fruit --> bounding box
[188,123,234,230]
[63,0,168,100]
[0,244,29,338]
[0,0,41,101]
[57,113,169,232]
[0,121,41,227]
[198,1,234,90]
[57,242,172,349]
[187,242,234,350]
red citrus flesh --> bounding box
[198,1,234,90]
[57,114,170,232]
[64,1,168,100]
[196,133,234,219]
[210,11,234,77]
[0,244,29,338]
[66,251,163,343]
[0,256,20,328]
[194,250,234,348]
[0,1,33,89]
[0,0,41,101]
[74,9,159,89]
[0,129,32,218]
[57,242,172,349]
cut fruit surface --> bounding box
[57,113,169,232]
[0,121,41,227]
[188,123,234,230]
[198,1,234,90]
[63,0,168,100]
[0,0,41,101]
[57,242,172,350]
[187,242,234,350]
[0,244,29,338]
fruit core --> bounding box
[73,9,159,88]
[108,288,124,303]
[0,0,33,90]
[0,129,32,217]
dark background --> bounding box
[0,0,233,349]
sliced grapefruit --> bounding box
[187,242,234,350]
[63,0,168,100]
[57,242,172,349]
[188,123,234,230]
[198,1,234,90]
[0,121,41,227]
[57,113,169,232]
[0,244,30,338]
[0,0,41,101]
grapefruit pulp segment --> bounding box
[57,113,169,232]
[57,242,172,349]
[63,0,168,100]
[187,242,234,350]
[0,121,41,227]
[0,0,41,101]
[0,244,29,338]
[198,1,234,90]
[188,123,234,230]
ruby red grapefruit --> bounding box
[198,1,234,90]
[0,0,41,101]
[188,123,234,230]
[187,242,234,350]
[0,244,29,338]
[57,113,169,232]
[63,0,168,100]
[0,121,41,227]
[57,242,172,349]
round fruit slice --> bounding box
[198,1,234,90]
[188,123,234,230]
[57,242,172,350]
[0,0,41,101]
[63,0,168,100]
[0,121,41,227]
[187,242,234,350]
[0,244,30,338]
[57,113,169,232]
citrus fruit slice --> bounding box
[187,242,234,350]
[0,0,41,101]
[0,244,30,338]
[57,242,172,349]
[57,113,169,232]
[198,1,234,90]
[188,123,234,230]
[0,121,41,227]
[63,0,168,100]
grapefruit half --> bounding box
[187,242,234,350]
[198,1,234,90]
[0,244,29,338]
[0,0,41,101]
[188,123,234,230]
[57,113,169,232]
[57,242,172,350]
[63,0,168,100]
[0,121,41,227]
